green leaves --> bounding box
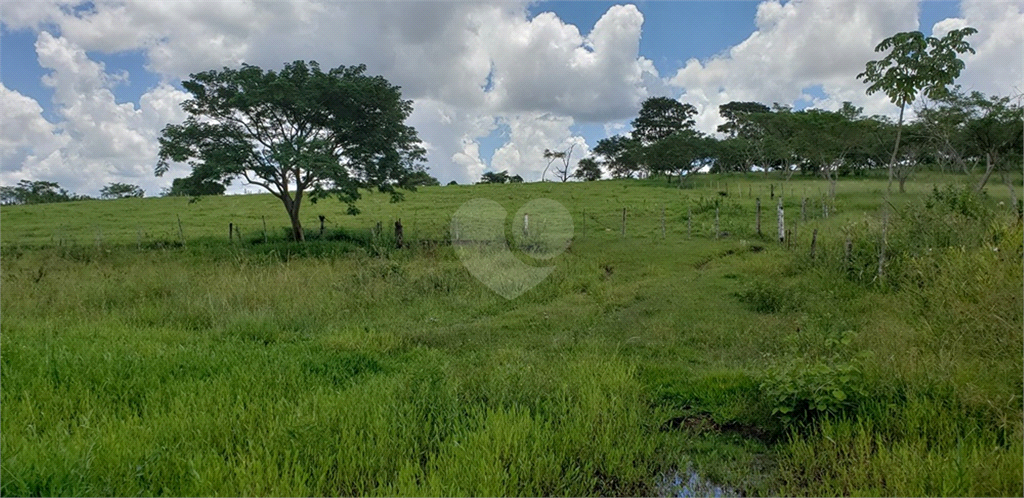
[631,96,698,146]
[592,135,643,179]
[643,130,716,178]
[156,60,425,241]
[857,28,977,108]
[760,331,869,428]
[99,183,144,200]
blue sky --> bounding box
[1,0,1019,195]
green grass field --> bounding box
[2,172,1021,496]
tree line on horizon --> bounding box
[0,180,148,205]
[580,89,1020,196]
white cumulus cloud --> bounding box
[2,0,1021,194]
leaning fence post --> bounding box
[262,216,268,244]
[777,197,785,243]
[177,214,185,246]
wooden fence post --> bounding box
[771,184,775,200]
[621,207,626,238]
[810,229,818,259]
[177,215,185,246]
[845,237,853,268]
[756,197,761,237]
[523,213,529,238]
[801,198,807,221]
[777,197,785,243]
[262,216,268,244]
[319,215,326,237]
[395,219,403,249]
[229,222,234,242]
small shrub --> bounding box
[760,355,869,428]
[761,331,871,427]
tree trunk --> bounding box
[281,195,304,242]
[898,175,907,194]
[975,152,996,193]
[289,209,304,242]
[887,103,905,195]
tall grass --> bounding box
[2,174,1020,496]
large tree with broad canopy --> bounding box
[157,60,426,241]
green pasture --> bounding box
[1,172,1021,496]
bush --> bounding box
[760,331,871,428]
[761,357,869,428]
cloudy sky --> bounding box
[1,0,1021,196]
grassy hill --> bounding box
[1,172,1021,496]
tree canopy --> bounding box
[717,101,771,138]
[165,174,227,197]
[0,180,90,205]
[401,171,441,188]
[100,182,145,199]
[631,97,698,145]
[592,135,643,179]
[478,170,523,184]
[857,27,976,192]
[156,60,425,241]
[644,130,716,183]
[572,158,602,181]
